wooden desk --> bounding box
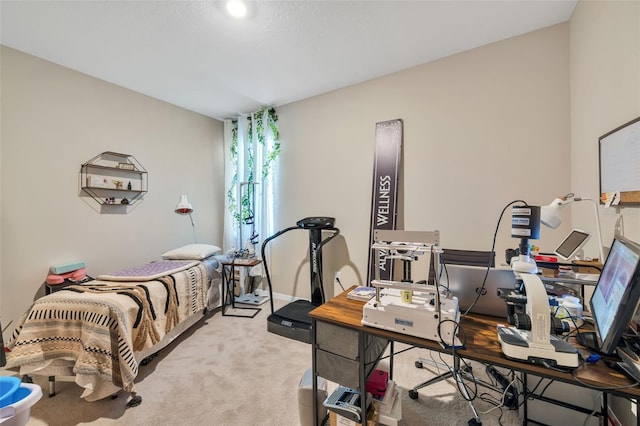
[310,287,640,426]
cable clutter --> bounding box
[361,230,498,425]
[354,204,640,425]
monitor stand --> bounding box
[577,331,601,353]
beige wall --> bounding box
[570,1,640,423]
[1,0,637,373]
[570,0,640,250]
[0,46,225,329]
[266,0,640,303]
[273,23,572,301]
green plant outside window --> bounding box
[227,107,280,228]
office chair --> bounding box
[410,249,518,423]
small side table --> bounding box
[221,258,262,318]
[45,276,94,295]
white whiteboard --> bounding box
[599,117,640,204]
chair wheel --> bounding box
[415,361,423,369]
[468,419,482,426]
[408,389,419,400]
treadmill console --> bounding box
[297,217,335,229]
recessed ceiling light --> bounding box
[226,0,247,18]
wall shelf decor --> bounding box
[80,151,148,208]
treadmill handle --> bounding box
[261,226,300,314]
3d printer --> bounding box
[361,230,462,348]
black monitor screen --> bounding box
[590,235,640,355]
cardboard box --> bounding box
[329,408,376,426]
[572,260,603,274]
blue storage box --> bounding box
[51,261,86,274]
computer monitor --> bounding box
[554,229,591,260]
[588,235,640,355]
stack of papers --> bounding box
[374,379,402,425]
[377,380,397,415]
[347,286,376,301]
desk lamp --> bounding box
[175,195,197,243]
[510,204,541,274]
[540,193,605,262]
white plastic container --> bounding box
[298,368,327,426]
[0,383,43,426]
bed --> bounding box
[4,244,223,405]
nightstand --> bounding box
[221,258,265,318]
[45,276,93,295]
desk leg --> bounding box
[221,266,229,314]
[389,341,394,380]
[359,329,367,424]
[523,373,528,426]
[312,318,318,426]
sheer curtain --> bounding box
[223,108,279,259]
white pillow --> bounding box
[161,244,221,260]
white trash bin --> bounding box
[0,380,43,426]
[298,368,328,426]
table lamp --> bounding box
[175,195,197,243]
[540,193,605,262]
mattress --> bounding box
[5,258,220,401]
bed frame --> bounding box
[5,258,221,406]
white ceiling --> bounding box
[0,1,577,120]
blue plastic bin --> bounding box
[0,378,20,408]
[0,377,42,426]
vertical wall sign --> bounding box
[367,119,403,284]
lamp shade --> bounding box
[540,197,566,229]
[175,195,193,214]
[540,194,605,262]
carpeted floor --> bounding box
[19,298,521,425]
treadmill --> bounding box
[262,217,340,343]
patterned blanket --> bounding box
[6,261,210,401]
[96,260,199,281]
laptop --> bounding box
[439,264,518,317]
